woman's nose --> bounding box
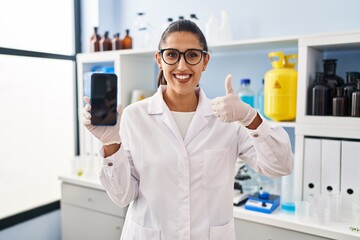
[177,55,188,70]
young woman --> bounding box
[83,20,293,240]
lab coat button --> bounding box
[252,133,259,137]
[107,162,113,167]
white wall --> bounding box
[88,0,360,49]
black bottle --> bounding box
[344,72,359,115]
[307,72,320,115]
[312,72,330,115]
[323,59,344,111]
[351,81,360,117]
[333,87,347,116]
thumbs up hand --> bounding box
[212,74,257,126]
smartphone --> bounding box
[90,73,118,126]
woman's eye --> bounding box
[167,51,178,58]
[187,51,199,58]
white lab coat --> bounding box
[99,86,293,240]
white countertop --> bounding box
[59,175,360,240]
[234,205,359,240]
[59,174,103,190]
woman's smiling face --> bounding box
[156,31,209,97]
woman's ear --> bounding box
[155,51,162,69]
[202,53,210,71]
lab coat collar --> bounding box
[148,85,213,116]
[148,85,214,145]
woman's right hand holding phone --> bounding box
[83,96,122,156]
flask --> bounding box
[99,31,112,51]
[90,26,101,52]
[332,87,347,116]
[257,79,268,119]
[121,29,133,49]
[238,78,255,107]
[134,12,149,49]
[351,81,360,117]
[264,52,297,121]
[112,33,122,50]
[311,72,330,115]
[281,173,295,212]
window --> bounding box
[0,0,80,225]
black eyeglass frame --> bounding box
[158,48,208,65]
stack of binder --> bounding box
[302,138,360,210]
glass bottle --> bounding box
[306,72,321,115]
[323,59,344,111]
[90,26,101,52]
[112,33,122,50]
[311,72,330,115]
[189,14,200,27]
[238,78,255,108]
[219,10,233,42]
[99,31,112,51]
[344,72,359,115]
[190,13,198,21]
[205,15,219,45]
[351,81,360,117]
[332,87,347,116]
[121,29,133,49]
[162,17,173,31]
[134,12,147,49]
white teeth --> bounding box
[175,74,190,80]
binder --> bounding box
[321,139,341,195]
[303,138,321,201]
[341,140,360,210]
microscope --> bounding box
[233,162,251,206]
[234,161,280,213]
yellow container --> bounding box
[264,52,297,121]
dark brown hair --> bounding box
[157,19,208,86]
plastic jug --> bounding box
[264,52,298,121]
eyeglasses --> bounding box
[159,48,208,65]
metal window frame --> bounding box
[0,0,81,228]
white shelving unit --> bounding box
[293,31,360,201]
[70,30,360,239]
[76,50,158,177]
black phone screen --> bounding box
[90,73,118,126]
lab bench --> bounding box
[59,175,360,240]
